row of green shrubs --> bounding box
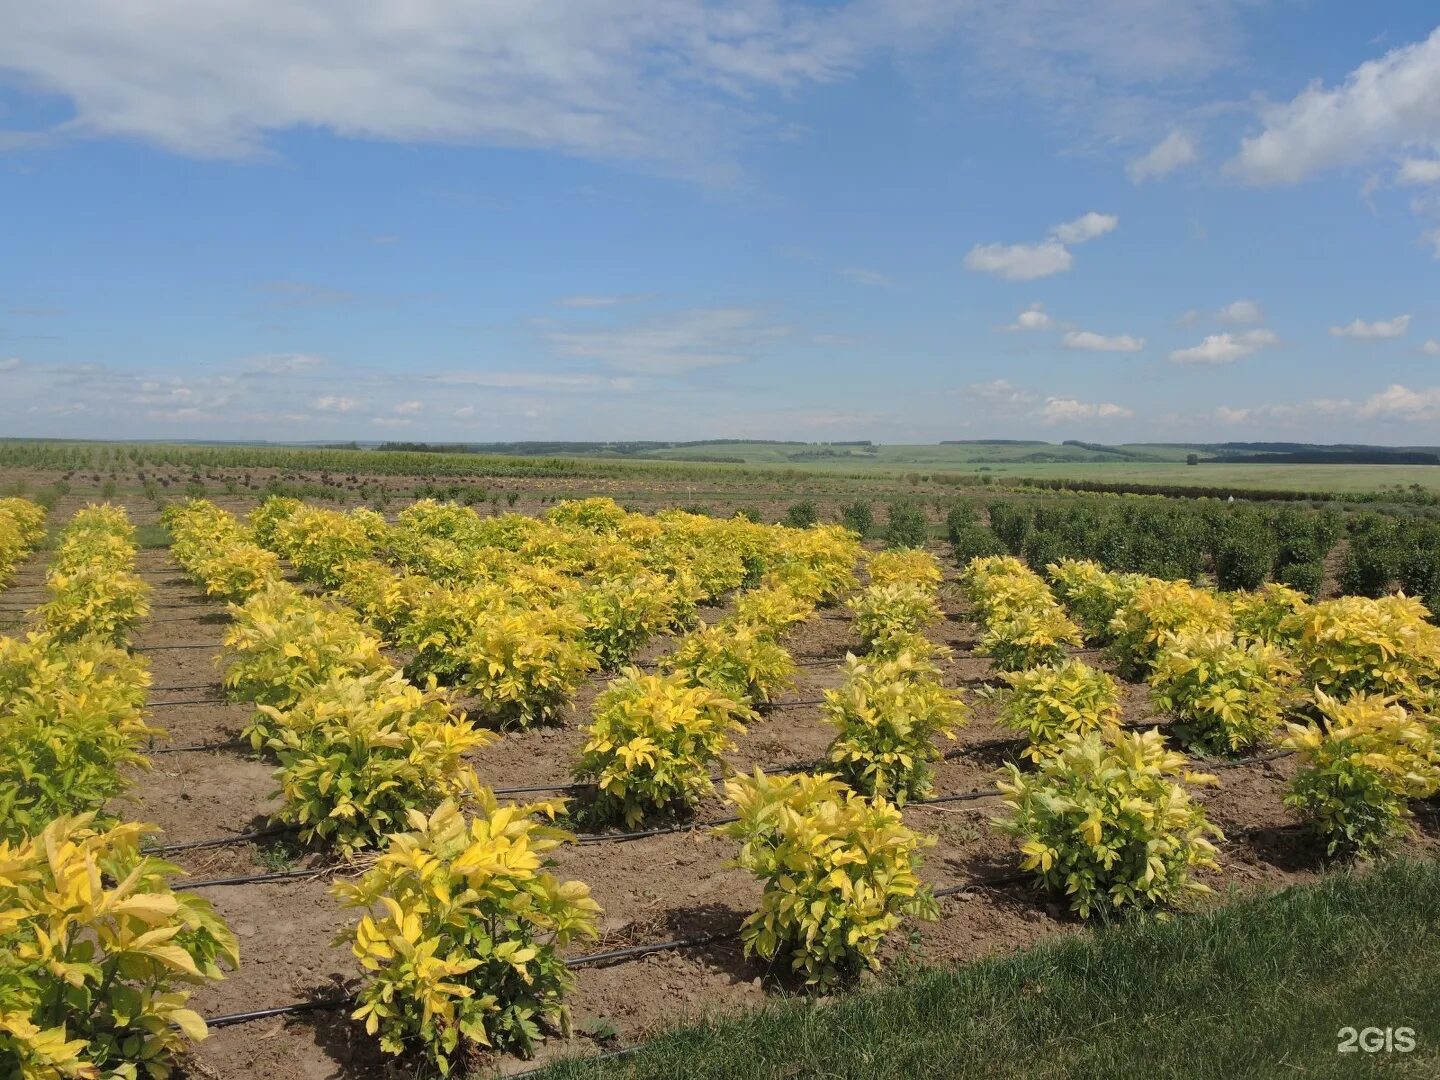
[783,498,930,547]
[945,495,1440,604]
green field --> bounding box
[3,439,1440,498]
[632,441,1440,492]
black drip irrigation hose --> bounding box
[566,929,741,970]
[1210,749,1294,770]
[146,824,300,856]
[179,866,329,889]
[205,997,354,1030]
[195,869,1033,1032]
[578,815,741,844]
[147,697,232,707]
[933,871,1030,897]
[756,698,828,711]
[135,642,222,652]
[150,738,248,755]
[143,748,1291,856]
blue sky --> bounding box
[2,1,1439,444]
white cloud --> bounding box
[1169,328,1279,365]
[967,212,1116,280]
[1355,383,1440,421]
[964,239,1072,281]
[1216,299,1263,325]
[314,395,361,412]
[1005,302,1053,331]
[454,405,476,418]
[1422,338,1440,356]
[1329,315,1411,339]
[1212,397,1352,424]
[1213,383,1440,426]
[964,379,1037,405]
[394,400,423,415]
[1398,158,1440,185]
[1061,330,1145,352]
[0,2,881,176]
[1126,130,1198,182]
[1036,397,1133,423]
[548,307,789,374]
[1051,212,1118,244]
[1230,28,1440,184]
[0,2,1254,177]
[0,357,21,373]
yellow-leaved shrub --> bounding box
[247,671,492,854]
[846,582,942,660]
[0,633,157,842]
[1046,558,1145,643]
[821,652,967,802]
[866,548,943,593]
[334,797,600,1071]
[1149,630,1300,754]
[1106,578,1232,680]
[998,658,1121,761]
[454,605,595,727]
[665,619,796,705]
[1282,594,1440,703]
[222,582,390,708]
[0,814,238,1080]
[1283,692,1440,857]
[999,728,1222,917]
[719,771,937,989]
[574,669,747,826]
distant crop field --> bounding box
[968,460,1440,493]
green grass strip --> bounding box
[530,859,1440,1079]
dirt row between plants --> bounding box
[62,525,1436,1080]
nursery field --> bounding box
[2,478,1440,1080]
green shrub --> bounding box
[1339,515,1399,598]
[1212,513,1277,591]
[950,524,1005,567]
[839,500,874,537]
[883,501,929,549]
[784,501,819,529]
